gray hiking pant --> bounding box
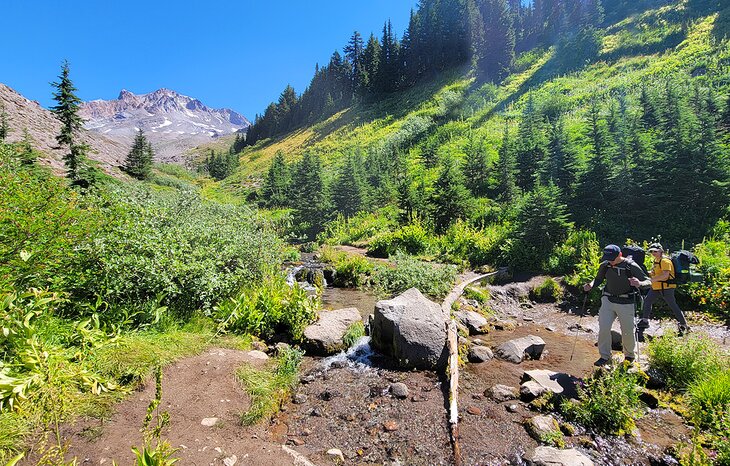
[641,288,687,326]
[598,296,636,360]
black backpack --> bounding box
[667,250,702,285]
[622,245,647,274]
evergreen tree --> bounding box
[514,182,573,265]
[515,94,548,190]
[477,0,516,82]
[332,154,365,218]
[362,33,381,95]
[543,117,577,195]
[123,129,153,180]
[18,128,36,166]
[0,102,9,142]
[463,136,490,197]
[344,31,366,93]
[291,152,331,238]
[496,123,518,203]
[262,151,290,208]
[430,153,471,233]
[51,60,88,182]
[639,84,660,129]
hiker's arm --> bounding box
[651,270,671,283]
[628,262,652,288]
[584,262,607,291]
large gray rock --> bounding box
[522,370,580,399]
[455,310,489,335]
[495,335,546,363]
[370,288,449,370]
[525,415,560,442]
[303,308,362,355]
[525,447,594,466]
[488,384,519,402]
[468,345,494,363]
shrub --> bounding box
[463,286,490,304]
[372,252,457,299]
[689,238,730,318]
[688,368,730,431]
[214,275,318,342]
[368,223,432,258]
[318,246,374,288]
[530,278,564,302]
[342,321,365,348]
[548,230,601,278]
[437,221,506,267]
[319,209,397,246]
[647,333,727,391]
[562,365,644,436]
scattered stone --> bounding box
[327,448,345,463]
[611,330,623,350]
[492,319,518,331]
[507,404,519,413]
[383,420,399,432]
[545,326,557,332]
[522,369,580,399]
[525,415,561,442]
[275,342,291,353]
[523,316,534,322]
[488,384,519,402]
[247,350,269,360]
[287,437,305,446]
[455,310,489,335]
[303,308,362,355]
[320,389,340,401]
[472,393,482,400]
[223,455,237,466]
[250,340,267,352]
[390,383,409,399]
[301,429,313,436]
[468,345,494,363]
[300,374,316,384]
[525,446,594,466]
[639,390,660,409]
[411,394,426,402]
[520,381,547,401]
[466,406,482,415]
[200,418,219,427]
[370,288,449,370]
[293,394,308,404]
[309,407,323,417]
[472,338,487,346]
[495,335,546,363]
[567,323,592,333]
[330,359,348,369]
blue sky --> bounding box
[1,1,418,119]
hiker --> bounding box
[638,243,690,335]
[584,244,651,366]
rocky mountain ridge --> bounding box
[80,88,250,163]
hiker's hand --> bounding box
[583,283,592,292]
[629,277,640,287]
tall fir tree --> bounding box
[430,152,471,233]
[0,102,9,142]
[496,122,518,203]
[332,154,365,218]
[515,93,548,190]
[477,0,516,82]
[543,117,577,195]
[262,151,291,208]
[463,136,490,197]
[123,129,153,180]
[51,60,88,182]
[291,152,331,238]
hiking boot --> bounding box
[678,325,691,336]
[594,358,610,367]
[637,318,650,329]
[625,356,635,364]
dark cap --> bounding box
[600,244,621,262]
[648,242,663,252]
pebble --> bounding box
[293,394,308,404]
[223,456,237,466]
[301,428,313,436]
[390,382,409,399]
[309,407,323,417]
[288,437,305,446]
[507,404,519,413]
[300,375,316,384]
[383,420,399,432]
[327,448,345,462]
[466,406,482,415]
[331,360,347,369]
[200,417,219,427]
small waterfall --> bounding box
[321,336,376,372]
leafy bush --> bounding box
[368,223,432,258]
[319,209,397,246]
[237,345,303,425]
[437,221,506,267]
[548,230,600,278]
[342,321,365,348]
[647,333,727,390]
[77,187,284,315]
[463,286,490,304]
[562,365,644,436]
[214,275,318,342]
[372,252,457,299]
[688,368,730,431]
[689,238,730,318]
[318,246,374,287]
[530,278,564,302]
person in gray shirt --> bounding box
[584,244,651,366]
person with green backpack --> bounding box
[638,243,690,335]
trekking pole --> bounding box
[570,293,588,362]
[633,287,644,363]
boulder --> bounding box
[522,369,580,399]
[525,415,561,442]
[495,335,546,363]
[468,345,494,363]
[525,446,594,466]
[390,383,409,399]
[520,381,548,401]
[370,288,449,370]
[455,310,489,335]
[487,384,519,402]
[303,307,362,355]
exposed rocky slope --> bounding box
[0,83,127,174]
[80,88,250,163]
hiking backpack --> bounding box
[668,250,702,285]
[622,245,648,274]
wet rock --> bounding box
[466,406,482,415]
[496,335,546,363]
[525,415,561,441]
[488,384,519,402]
[383,420,399,431]
[200,417,219,427]
[455,310,489,335]
[390,383,409,399]
[525,446,594,466]
[468,345,494,363]
[522,369,580,399]
[646,367,666,389]
[520,381,547,401]
[370,288,449,370]
[303,307,362,355]
[330,359,348,369]
[293,394,308,404]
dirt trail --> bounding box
[59,348,297,466]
